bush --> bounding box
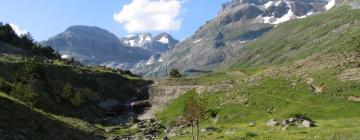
[11,83,37,107]
[70,92,84,108]
[169,69,182,78]
[61,83,84,108]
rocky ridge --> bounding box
[132,0,337,77]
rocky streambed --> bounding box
[97,82,234,140]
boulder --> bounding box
[281,120,290,127]
[266,119,279,127]
[97,99,119,111]
[248,121,256,127]
[301,120,313,128]
[288,117,296,123]
[201,127,216,132]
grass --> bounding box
[232,6,360,68]
[156,89,197,123]
[156,67,360,139]
[0,92,104,139]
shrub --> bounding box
[11,83,37,107]
[70,91,84,108]
[169,69,182,78]
[184,94,207,140]
[61,83,84,108]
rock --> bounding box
[131,123,139,129]
[201,127,216,132]
[281,120,290,126]
[301,120,313,128]
[131,100,152,112]
[146,119,155,123]
[248,121,256,127]
[162,136,169,140]
[288,117,296,123]
[281,126,289,131]
[266,119,279,127]
[97,99,119,111]
[348,96,360,102]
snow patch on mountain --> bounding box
[272,9,296,24]
[158,36,169,44]
[193,39,202,44]
[325,0,336,10]
[260,0,323,25]
[122,33,153,47]
[264,1,275,9]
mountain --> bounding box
[44,26,178,69]
[120,32,179,54]
[153,2,360,140]
[132,0,338,77]
[0,23,153,139]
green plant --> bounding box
[61,83,84,108]
[169,69,182,78]
[11,83,37,108]
[184,94,207,140]
[70,91,84,108]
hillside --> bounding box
[0,92,104,140]
[132,0,335,77]
[44,26,179,70]
[231,5,360,68]
[151,4,360,140]
[0,23,153,139]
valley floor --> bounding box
[154,53,360,140]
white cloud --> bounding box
[114,0,183,33]
[9,23,28,36]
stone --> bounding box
[201,127,216,132]
[131,123,139,129]
[301,120,313,128]
[97,99,119,111]
[281,120,290,126]
[281,126,288,131]
[288,117,296,123]
[266,119,279,127]
[248,121,256,127]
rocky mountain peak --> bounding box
[219,0,334,25]
[154,33,179,47]
[121,33,153,47]
[120,33,179,54]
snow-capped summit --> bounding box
[120,32,179,54]
[121,33,153,47]
[219,0,338,25]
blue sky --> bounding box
[0,0,228,41]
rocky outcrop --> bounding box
[267,115,315,129]
[220,4,263,25]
